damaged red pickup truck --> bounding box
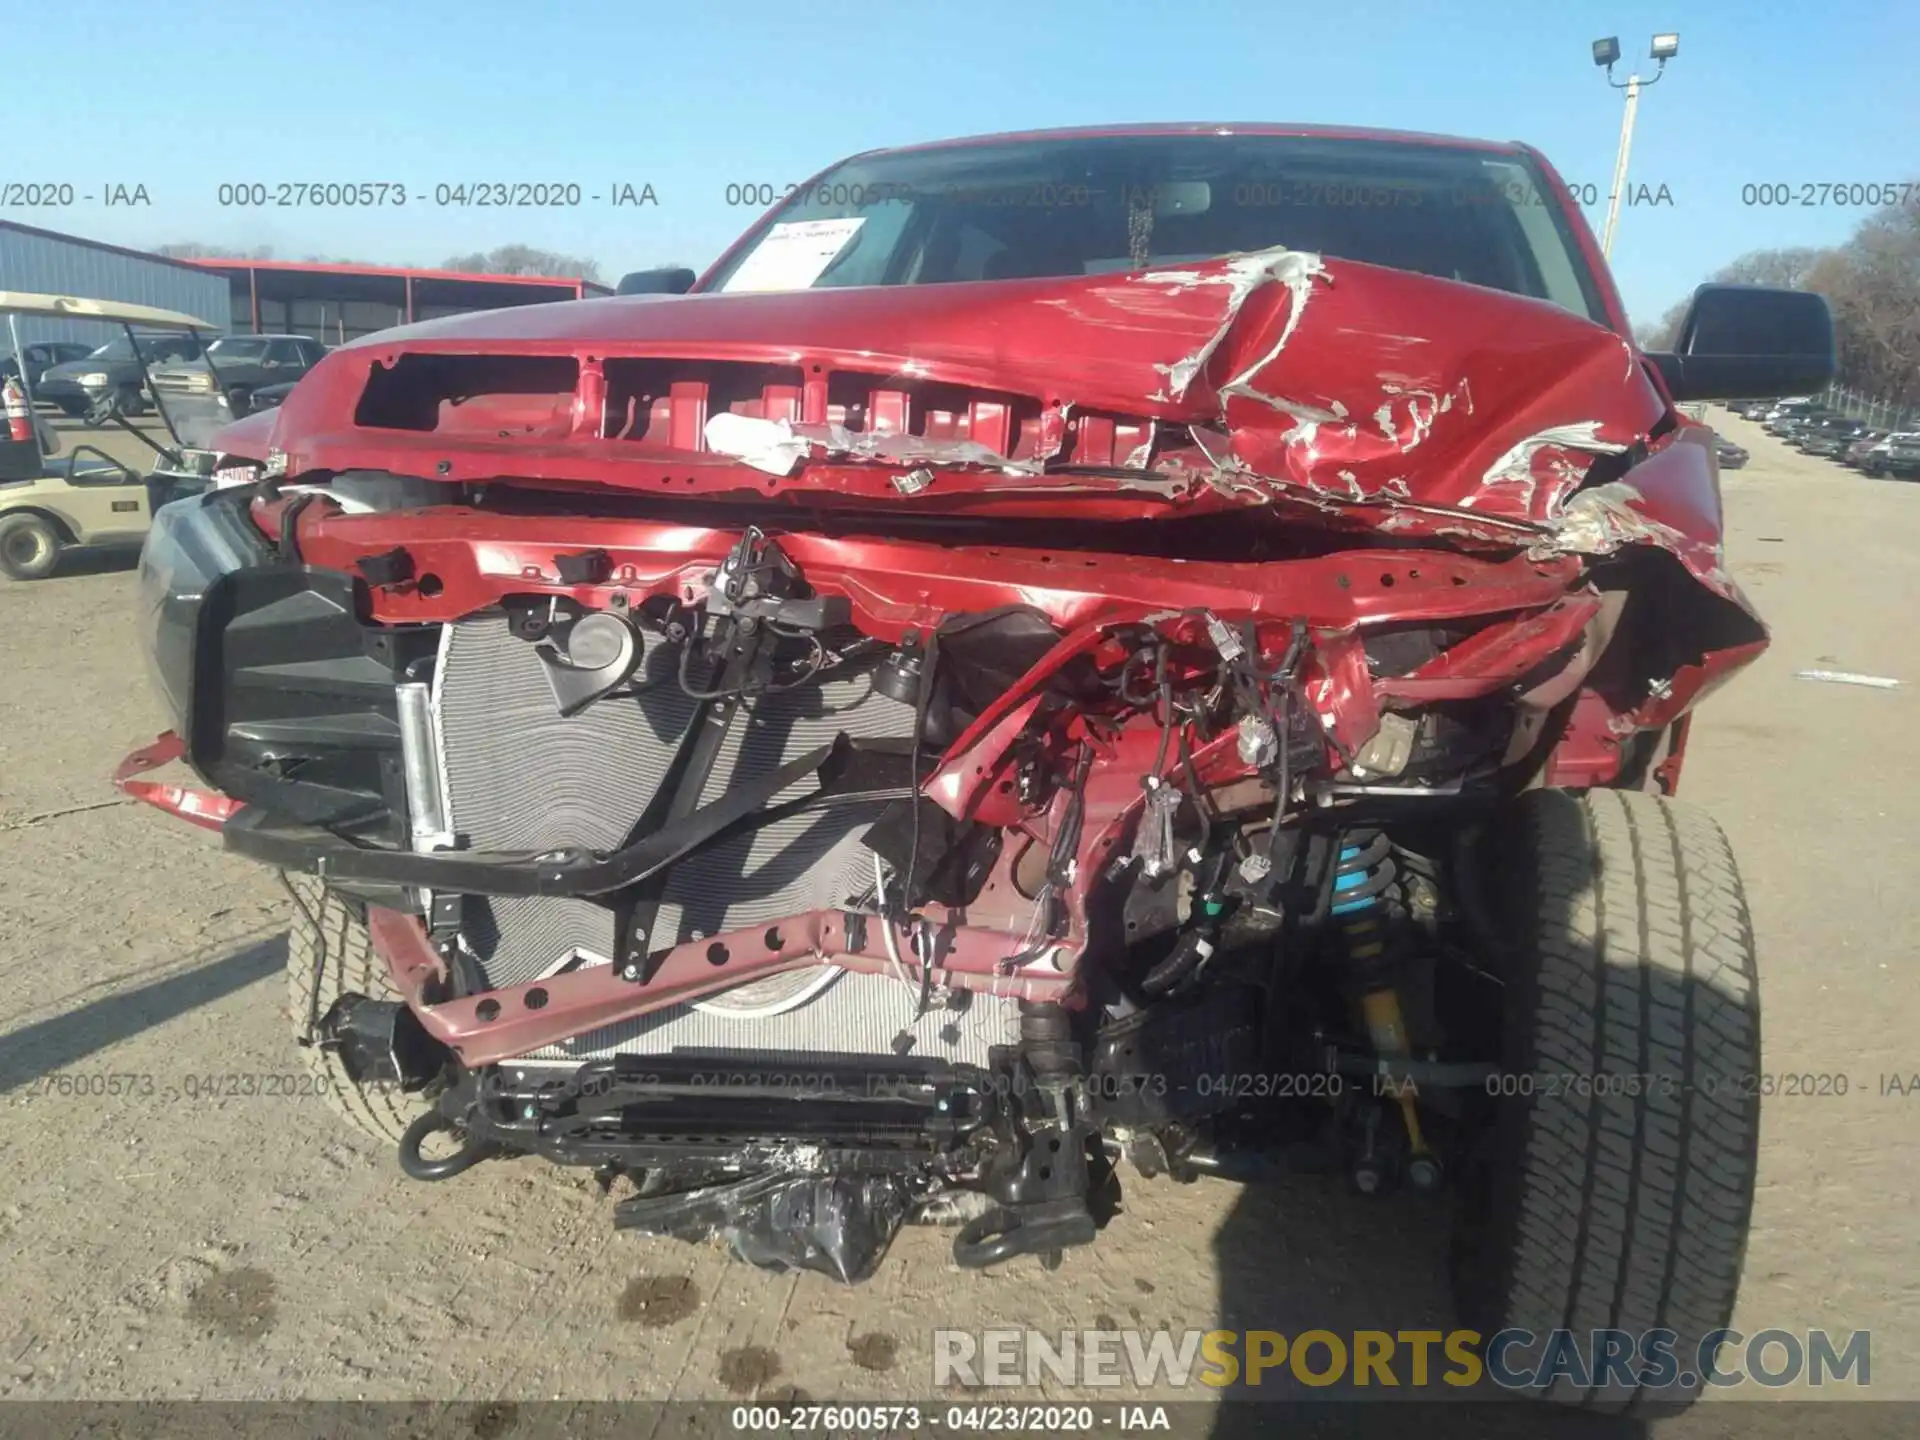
[122,125,1831,1406]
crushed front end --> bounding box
[120,239,1766,1285]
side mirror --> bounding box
[1645,284,1835,402]
[616,267,697,296]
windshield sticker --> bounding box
[720,218,867,293]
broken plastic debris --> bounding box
[704,412,808,475]
[1794,670,1900,690]
[789,421,1043,474]
[702,412,1043,478]
[613,1171,909,1284]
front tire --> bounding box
[1452,788,1761,1410]
[0,512,62,580]
[284,874,434,1147]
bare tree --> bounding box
[441,245,604,282]
[1827,205,1920,403]
[1709,245,1831,291]
[1636,296,1692,350]
[154,242,275,260]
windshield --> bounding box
[702,134,1609,324]
[83,334,202,363]
[141,342,232,449]
[206,337,273,361]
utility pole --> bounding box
[1600,75,1640,259]
[1593,33,1679,260]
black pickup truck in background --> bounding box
[147,334,328,416]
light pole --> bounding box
[1593,32,1679,259]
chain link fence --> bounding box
[1816,383,1920,433]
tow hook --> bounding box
[951,1121,1099,1270]
[397,1109,498,1183]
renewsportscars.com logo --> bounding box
[932,1327,1871,1391]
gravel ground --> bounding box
[1,409,1915,1431]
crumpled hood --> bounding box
[254,245,1671,531]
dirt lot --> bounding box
[2,409,1916,1428]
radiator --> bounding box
[432,612,1017,1066]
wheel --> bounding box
[58,400,88,418]
[1452,787,1760,1410]
[113,384,146,417]
[284,873,435,1147]
[227,387,252,416]
[0,512,62,580]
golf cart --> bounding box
[0,292,232,580]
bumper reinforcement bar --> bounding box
[223,733,909,897]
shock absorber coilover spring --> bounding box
[1332,829,1442,1193]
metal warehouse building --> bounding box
[184,259,612,344]
[0,221,231,345]
[3,223,614,359]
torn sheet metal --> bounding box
[1530,434,1756,627]
[259,241,1699,564]
[1137,246,1331,400]
[1539,481,1685,559]
[1468,421,1630,515]
[1179,260,1661,523]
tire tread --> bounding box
[284,873,428,1147]
[1461,787,1761,1410]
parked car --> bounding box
[3,341,95,392]
[1763,398,1824,432]
[119,122,1834,1409]
[1768,412,1826,437]
[1737,398,1776,420]
[1841,430,1889,467]
[240,379,297,413]
[1857,433,1894,474]
[1713,432,1749,468]
[147,333,327,417]
[1880,432,1920,479]
[34,331,206,417]
[1797,416,1869,457]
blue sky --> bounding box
[17,0,1917,323]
